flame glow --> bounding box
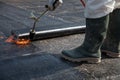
[5,35,15,43]
[0,36,4,39]
[5,35,30,45]
[15,39,30,45]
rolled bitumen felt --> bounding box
[11,25,85,41]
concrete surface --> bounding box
[0,0,120,80]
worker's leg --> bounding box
[62,15,109,63]
[101,9,120,57]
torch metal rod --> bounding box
[31,9,48,32]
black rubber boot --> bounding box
[62,15,109,63]
[101,9,120,58]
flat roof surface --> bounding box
[0,0,120,80]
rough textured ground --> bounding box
[0,0,120,80]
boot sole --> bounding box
[101,50,120,58]
[61,54,101,64]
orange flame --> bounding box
[5,35,30,45]
[5,35,15,43]
[15,39,30,45]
